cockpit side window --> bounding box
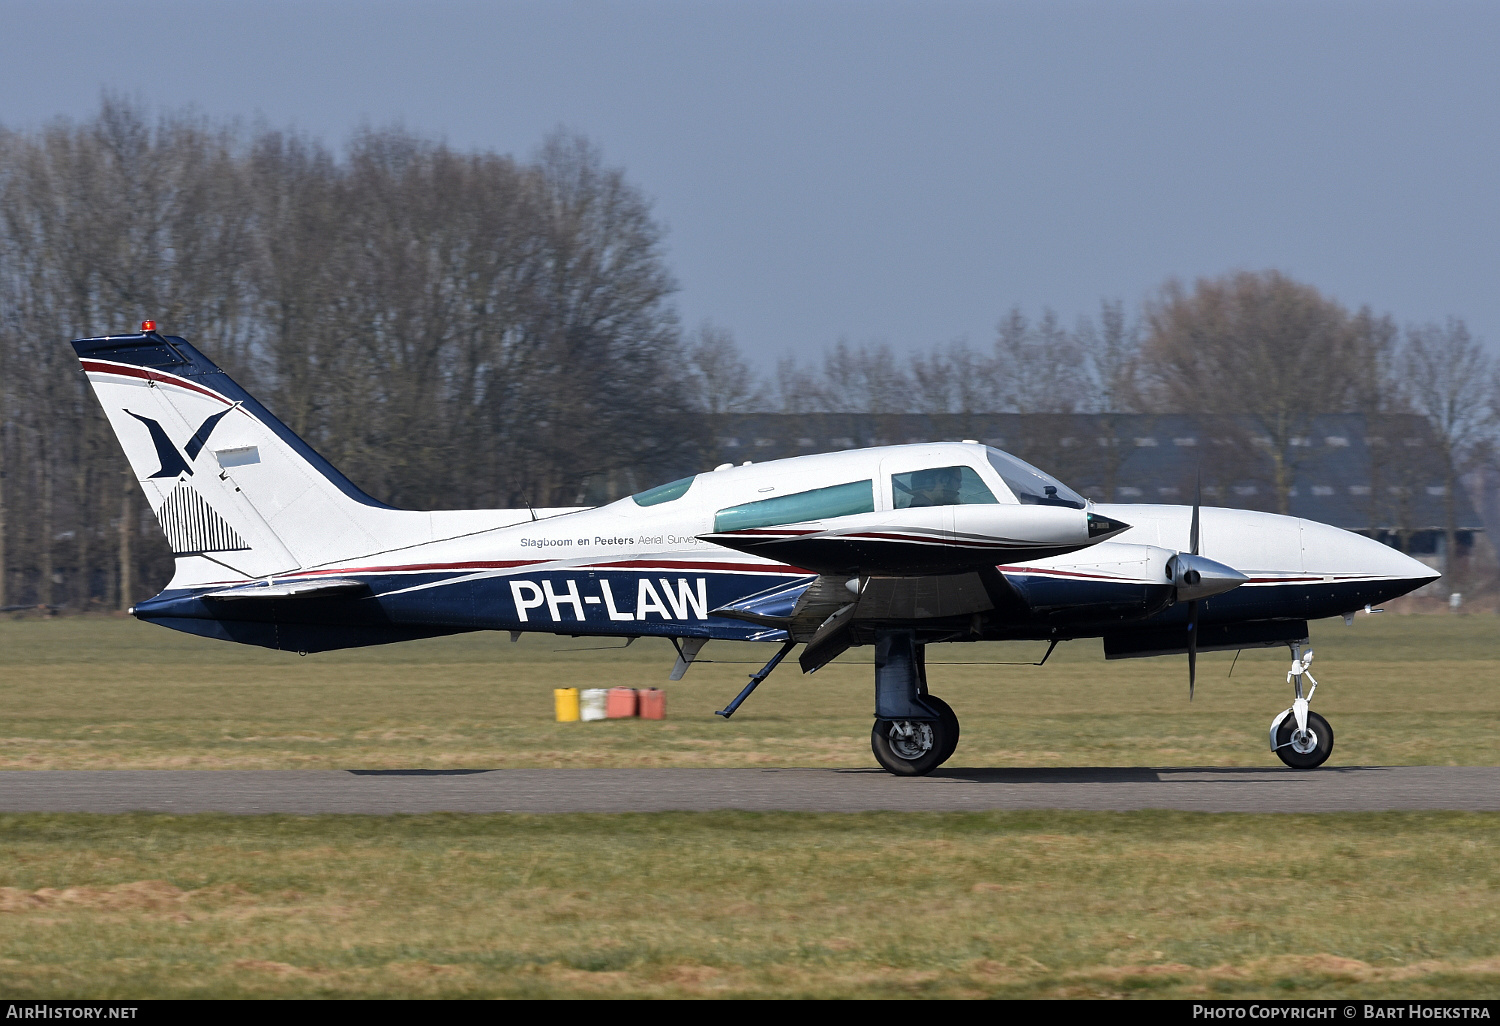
[632,476,695,507]
[714,480,874,532]
[891,466,998,509]
[985,448,1087,508]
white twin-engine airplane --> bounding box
[75,325,1439,775]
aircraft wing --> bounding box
[701,505,1128,576]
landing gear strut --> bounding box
[1270,643,1334,769]
[870,631,958,776]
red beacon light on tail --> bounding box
[140,320,157,333]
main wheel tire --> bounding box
[1273,710,1334,769]
[922,695,961,765]
[871,707,957,777]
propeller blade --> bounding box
[1187,468,1203,700]
[1190,470,1202,556]
[1187,598,1199,701]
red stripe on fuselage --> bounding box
[584,559,810,574]
[715,528,820,536]
[300,559,545,576]
[193,558,807,588]
[998,564,1392,585]
[845,531,1020,548]
[995,565,1135,581]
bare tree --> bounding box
[1075,299,1142,415]
[1402,318,1493,576]
[909,339,996,415]
[773,355,828,414]
[824,340,912,414]
[684,321,766,416]
[990,307,1090,414]
[771,339,914,415]
[1142,271,1377,514]
[1069,299,1145,501]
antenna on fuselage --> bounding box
[512,475,539,522]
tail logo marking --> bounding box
[125,407,235,479]
[158,482,249,555]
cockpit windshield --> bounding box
[985,448,1087,508]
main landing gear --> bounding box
[870,631,959,776]
[1269,643,1334,769]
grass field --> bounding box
[1,613,1497,999]
[1,612,1496,770]
[0,811,1496,998]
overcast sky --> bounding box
[4,1,1498,367]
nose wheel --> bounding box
[1272,709,1334,768]
[1270,644,1335,769]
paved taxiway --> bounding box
[0,766,1495,814]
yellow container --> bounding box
[554,687,580,722]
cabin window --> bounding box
[714,480,874,532]
[984,448,1087,508]
[891,466,998,509]
[632,476,695,507]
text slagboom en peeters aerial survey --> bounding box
[73,323,1438,775]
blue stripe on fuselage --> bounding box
[135,568,811,647]
[132,566,1436,653]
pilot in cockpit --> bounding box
[908,466,963,507]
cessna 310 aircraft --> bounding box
[74,325,1440,775]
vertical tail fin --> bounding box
[74,329,406,582]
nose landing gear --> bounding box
[1270,644,1334,768]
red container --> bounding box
[638,688,666,720]
[606,686,638,718]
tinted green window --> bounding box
[632,476,695,507]
[891,466,999,509]
[715,480,874,532]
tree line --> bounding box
[1,102,1493,611]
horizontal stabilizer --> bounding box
[201,579,369,601]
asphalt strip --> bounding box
[0,766,1497,814]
